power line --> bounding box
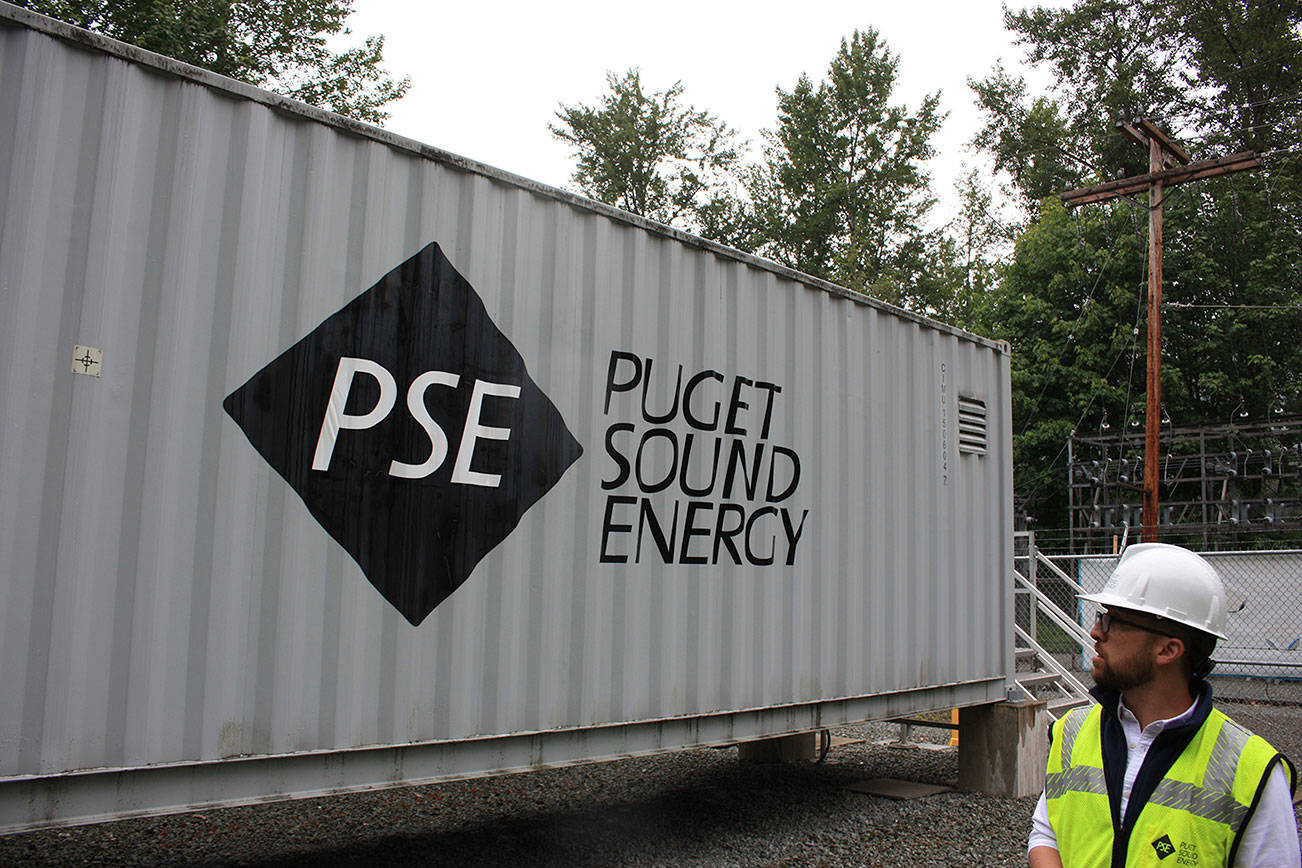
[978,130,1300,174]
[1018,235,1122,426]
[1120,236,1149,437]
[1259,144,1302,158]
[971,91,1302,169]
[1193,46,1302,77]
[1059,120,1262,541]
[1189,119,1302,145]
[1191,90,1302,120]
[1016,334,1141,507]
[1166,302,1302,310]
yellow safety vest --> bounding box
[1045,702,1293,867]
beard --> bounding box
[1092,646,1158,692]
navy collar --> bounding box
[1088,679,1214,733]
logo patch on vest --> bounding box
[1152,834,1176,860]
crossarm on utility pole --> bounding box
[1060,152,1260,208]
[1137,120,1192,165]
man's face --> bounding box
[1088,608,1163,692]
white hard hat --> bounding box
[1079,543,1228,640]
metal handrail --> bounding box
[1011,531,1097,720]
[1014,624,1093,698]
[1027,549,1087,595]
[1214,659,1302,669]
[1012,570,1095,650]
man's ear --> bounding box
[1154,636,1186,667]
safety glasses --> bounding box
[1095,610,1179,639]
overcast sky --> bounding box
[348,0,1061,224]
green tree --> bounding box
[971,0,1302,531]
[975,0,1302,212]
[550,69,742,234]
[968,67,1080,209]
[15,0,408,123]
[743,29,945,310]
[944,167,1010,320]
[979,200,1148,527]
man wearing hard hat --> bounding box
[1027,543,1299,867]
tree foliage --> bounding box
[936,167,1010,324]
[550,69,741,233]
[975,201,1149,525]
[971,0,1302,529]
[549,33,975,320]
[742,29,946,309]
[16,0,409,122]
[969,67,1081,208]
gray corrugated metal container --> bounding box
[0,3,1014,833]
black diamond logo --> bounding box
[1151,834,1176,860]
[223,242,583,625]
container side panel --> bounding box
[0,15,1013,799]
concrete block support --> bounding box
[957,700,1048,797]
[738,731,818,763]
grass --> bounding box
[1028,618,1081,654]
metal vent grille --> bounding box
[957,396,988,456]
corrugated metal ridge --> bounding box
[0,676,1004,781]
[0,0,1006,354]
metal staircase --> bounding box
[1013,533,1095,720]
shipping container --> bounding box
[0,3,1014,833]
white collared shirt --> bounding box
[1028,698,1300,866]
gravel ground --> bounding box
[2,706,1298,867]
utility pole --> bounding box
[1060,120,1260,543]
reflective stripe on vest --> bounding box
[1046,705,1112,867]
[1146,719,1252,828]
[1045,704,1286,867]
[1045,705,1105,799]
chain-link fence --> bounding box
[1016,535,1302,705]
